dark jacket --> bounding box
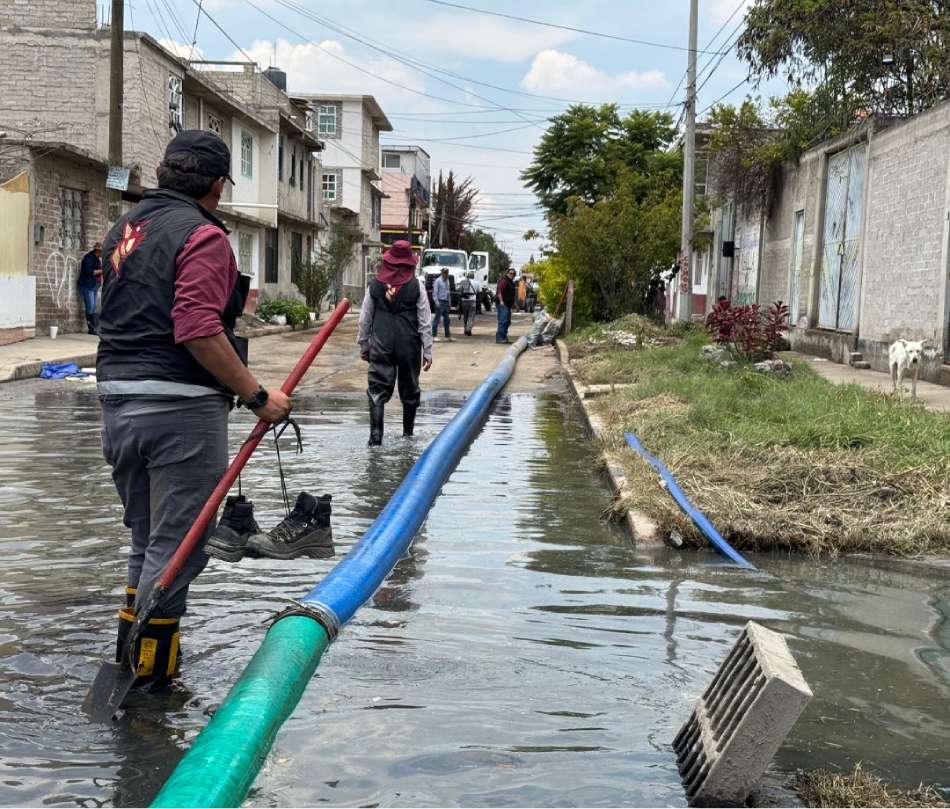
[96,188,247,393]
[77,250,101,289]
[496,275,515,308]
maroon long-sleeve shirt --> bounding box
[171,223,238,344]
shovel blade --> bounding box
[82,660,137,723]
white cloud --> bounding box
[233,38,423,107]
[411,14,574,63]
[158,38,204,61]
[519,50,666,98]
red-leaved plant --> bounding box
[705,299,789,361]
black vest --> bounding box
[369,278,421,353]
[97,189,247,394]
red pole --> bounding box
[157,299,351,590]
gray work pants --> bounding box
[461,299,476,334]
[100,396,229,617]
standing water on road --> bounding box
[0,380,947,806]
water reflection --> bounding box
[0,382,947,807]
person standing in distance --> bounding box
[495,267,516,344]
[96,131,291,691]
[457,270,477,336]
[358,240,433,445]
[77,242,103,334]
[432,266,453,342]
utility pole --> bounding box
[108,0,125,223]
[677,0,698,323]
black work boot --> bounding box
[115,607,181,691]
[403,404,417,437]
[369,403,385,447]
[246,493,334,560]
[205,495,260,562]
[86,314,97,335]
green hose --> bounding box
[151,616,330,808]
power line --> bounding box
[389,122,539,141]
[665,1,747,113]
[188,0,203,62]
[382,137,532,154]
[185,0,258,66]
[420,0,724,53]
[241,0,491,109]
[699,77,750,116]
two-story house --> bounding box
[0,0,291,334]
[296,94,393,302]
[380,145,431,257]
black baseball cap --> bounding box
[164,130,235,184]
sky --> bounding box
[122,0,771,267]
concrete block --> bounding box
[673,621,812,807]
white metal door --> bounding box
[819,146,865,330]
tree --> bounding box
[522,228,542,242]
[522,104,680,217]
[430,171,478,248]
[459,228,511,281]
[311,221,361,305]
[737,0,950,118]
[552,165,682,321]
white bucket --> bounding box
[274,314,287,326]
[49,325,59,339]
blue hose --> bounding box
[301,336,530,627]
[624,432,756,570]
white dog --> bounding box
[889,339,924,400]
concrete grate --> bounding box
[673,621,813,806]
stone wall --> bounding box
[0,0,97,30]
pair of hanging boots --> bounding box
[368,403,417,446]
[115,587,179,692]
[205,492,334,562]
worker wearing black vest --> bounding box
[357,241,433,445]
[97,131,290,690]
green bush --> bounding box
[256,295,312,328]
[534,255,592,321]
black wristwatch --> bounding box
[244,386,268,410]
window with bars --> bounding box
[299,155,304,189]
[60,188,85,250]
[290,148,296,187]
[318,104,339,137]
[382,152,400,169]
[278,137,284,181]
[238,232,253,276]
[168,74,183,136]
[207,113,222,137]
[322,171,339,201]
[241,131,253,178]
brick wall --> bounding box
[0,147,107,334]
[0,30,100,151]
[860,109,950,347]
[0,0,97,30]
[29,153,108,333]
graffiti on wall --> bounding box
[44,251,77,312]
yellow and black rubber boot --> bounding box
[115,608,181,690]
[125,586,136,609]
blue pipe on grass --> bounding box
[624,431,756,570]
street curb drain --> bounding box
[673,621,813,806]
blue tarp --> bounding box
[39,362,90,380]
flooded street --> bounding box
[0,368,948,806]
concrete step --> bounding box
[852,361,872,370]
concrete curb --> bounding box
[555,339,663,547]
[0,322,325,384]
[2,352,99,383]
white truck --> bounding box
[419,249,493,312]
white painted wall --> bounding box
[0,276,36,329]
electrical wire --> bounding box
[419,0,725,53]
[188,0,203,62]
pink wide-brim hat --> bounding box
[382,240,418,267]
